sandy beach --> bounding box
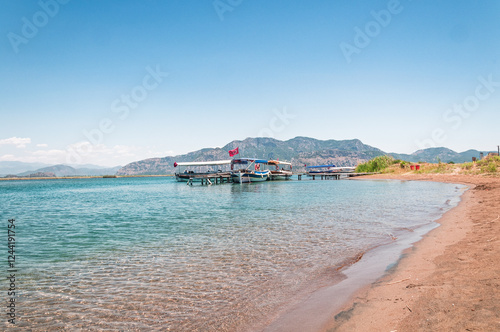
[327,173,500,331]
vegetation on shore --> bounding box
[355,155,399,173]
[357,155,500,176]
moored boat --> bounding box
[231,159,270,183]
[231,170,270,183]
[305,165,356,177]
[306,164,336,175]
[267,160,293,180]
[174,160,232,182]
[334,166,356,173]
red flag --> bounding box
[173,162,178,167]
[228,147,239,157]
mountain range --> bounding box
[0,163,121,177]
[116,137,493,176]
[2,137,493,177]
[0,161,52,176]
[390,148,493,164]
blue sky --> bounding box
[1,0,499,166]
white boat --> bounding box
[306,165,356,177]
[231,170,270,183]
[333,167,356,173]
[174,160,232,182]
[306,164,337,175]
[267,160,293,180]
[230,159,270,183]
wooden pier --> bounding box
[297,172,379,180]
[183,172,379,185]
[185,173,233,186]
[308,173,341,180]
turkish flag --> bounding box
[229,147,239,157]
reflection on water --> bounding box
[0,177,465,330]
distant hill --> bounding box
[390,148,494,164]
[0,161,51,176]
[117,137,385,175]
[71,166,123,176]
[66,163,117,170]
[27,172,56,178]
[15,164,122,177]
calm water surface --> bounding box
[0,177,465,330]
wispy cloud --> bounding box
[0,154,16,161]
[36,143,48,148]
[0,137,31,148]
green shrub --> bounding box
[487,162,497,173]
[462,162,473,170]
[476,159,487,166]
[356,155,395,173]
[436,163,447,173]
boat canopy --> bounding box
[231,158,268,164]
[306,164,336,168]
[174,160,232,167]
[267,160,292,166]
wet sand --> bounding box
[328,174,500,331]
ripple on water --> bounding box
[0,177,466,330]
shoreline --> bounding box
[0,174,174,181]
[326,173,500,331]
[261,176,468,332]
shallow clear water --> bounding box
[0,177,465,330]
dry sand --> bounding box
[327,173,500,331]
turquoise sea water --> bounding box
[0,177,465,330]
